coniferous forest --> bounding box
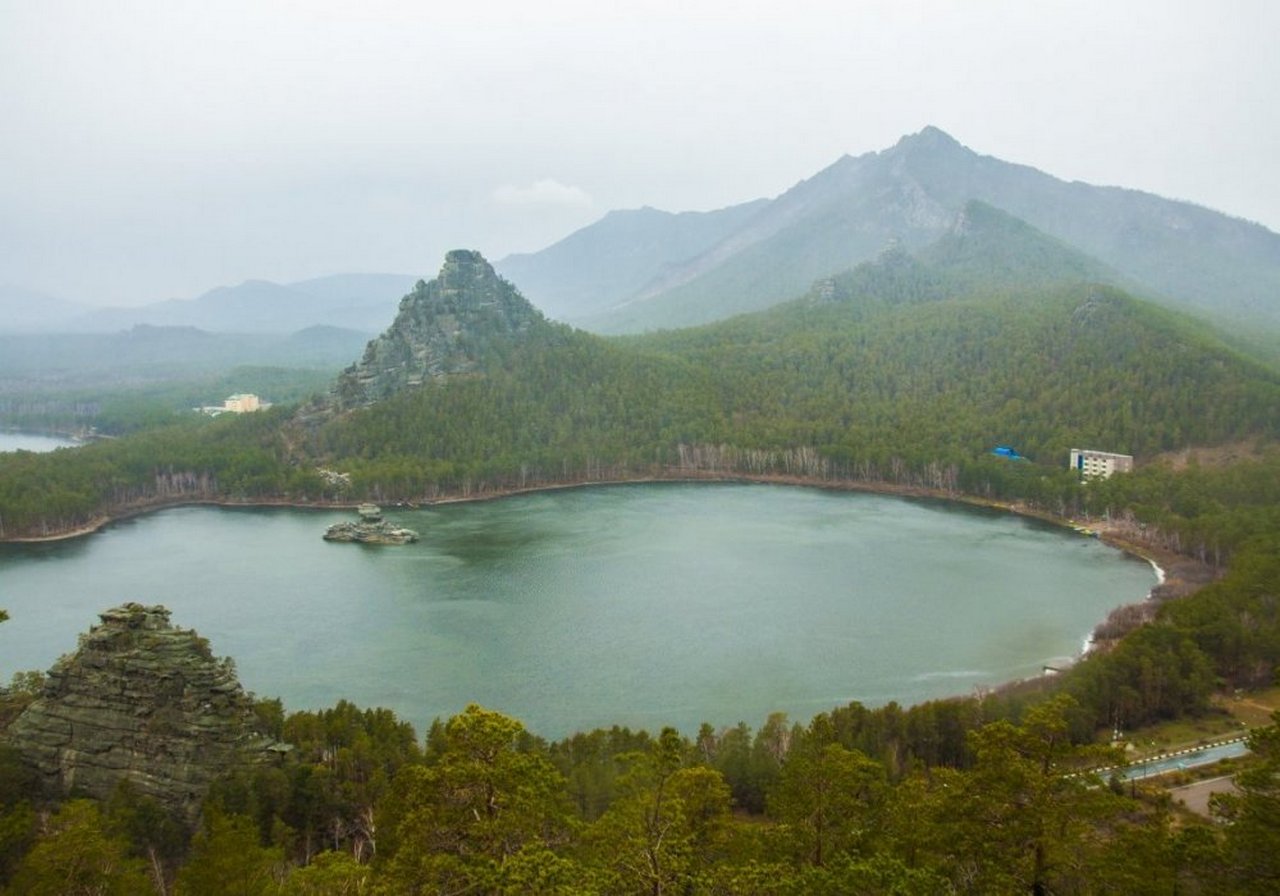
[1,236,1280,892]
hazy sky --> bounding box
[2,0,1277,305]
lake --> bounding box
[0,432,79,453]
[0,483,1155,739]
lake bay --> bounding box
[0,483,1154,738]
[0,432,78,453]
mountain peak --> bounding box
[505,127,1280,333]
[436,249,506,295]
[896,125,962,149]
[321,250,548,412]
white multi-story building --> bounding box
[1069,448,1134,479]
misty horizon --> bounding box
[3,2,1278,308]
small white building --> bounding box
[1069,448,1134,479]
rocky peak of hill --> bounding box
[4,603,281,824]
[326,249,547,411]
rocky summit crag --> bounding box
[325,249,547,411]
[4,603,280,823]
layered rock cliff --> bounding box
[5,604,280,823]
[325,249,548,412]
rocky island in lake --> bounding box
[323,503,419,544]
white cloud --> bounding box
[492,179,594,209]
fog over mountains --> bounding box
[7,128,1280,340]
[0,273,419,335]
[498,127,1280,334]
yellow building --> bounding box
[223,394,262,413]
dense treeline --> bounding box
[3,256,1280,888]
[309,282,1277,511]
[308,327,727,499]
[0,365,337,437]
[2,269,1278,549]
[2,694,1278,894]
[305,282,1278,524]
[0,409,337,538]
[636,286,1278,465]
[1080,453,1280,564]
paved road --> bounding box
[1119,738,1249,781]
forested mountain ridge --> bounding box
[2,243,1278,557]
[5,244,1280,891]
[638,283,1279,467]
[294,239,1280,519]
[506,126,1280,334]
[631,202,1279,466]
[792,198,1124,313]
[6,221,1280,892]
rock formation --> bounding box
[4,603,281,823]
[323,503,419,544]
[325,249,549,412]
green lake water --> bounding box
[0,432,78,453]
[0,483,1155,738]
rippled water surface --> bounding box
[0,483,1154,737]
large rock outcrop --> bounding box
[5,603,280,823]
[325,249,548,412]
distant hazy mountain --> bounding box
[504,127,1280,333]
[495,200,768,321]
[0,285,89,332]
[283,273,424,313]
[0,324,371,381]
[70,273,419,334]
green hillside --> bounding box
[2,246,1278,544]
[639,284,1278,465]
[4,247,1280,892]
[285,249,1280,577]
[620,203,1278,471]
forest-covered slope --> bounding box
[1,241,1277,551]
[4,248,1280,893]
[303,244,1278,504]
[0,324,370,438]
